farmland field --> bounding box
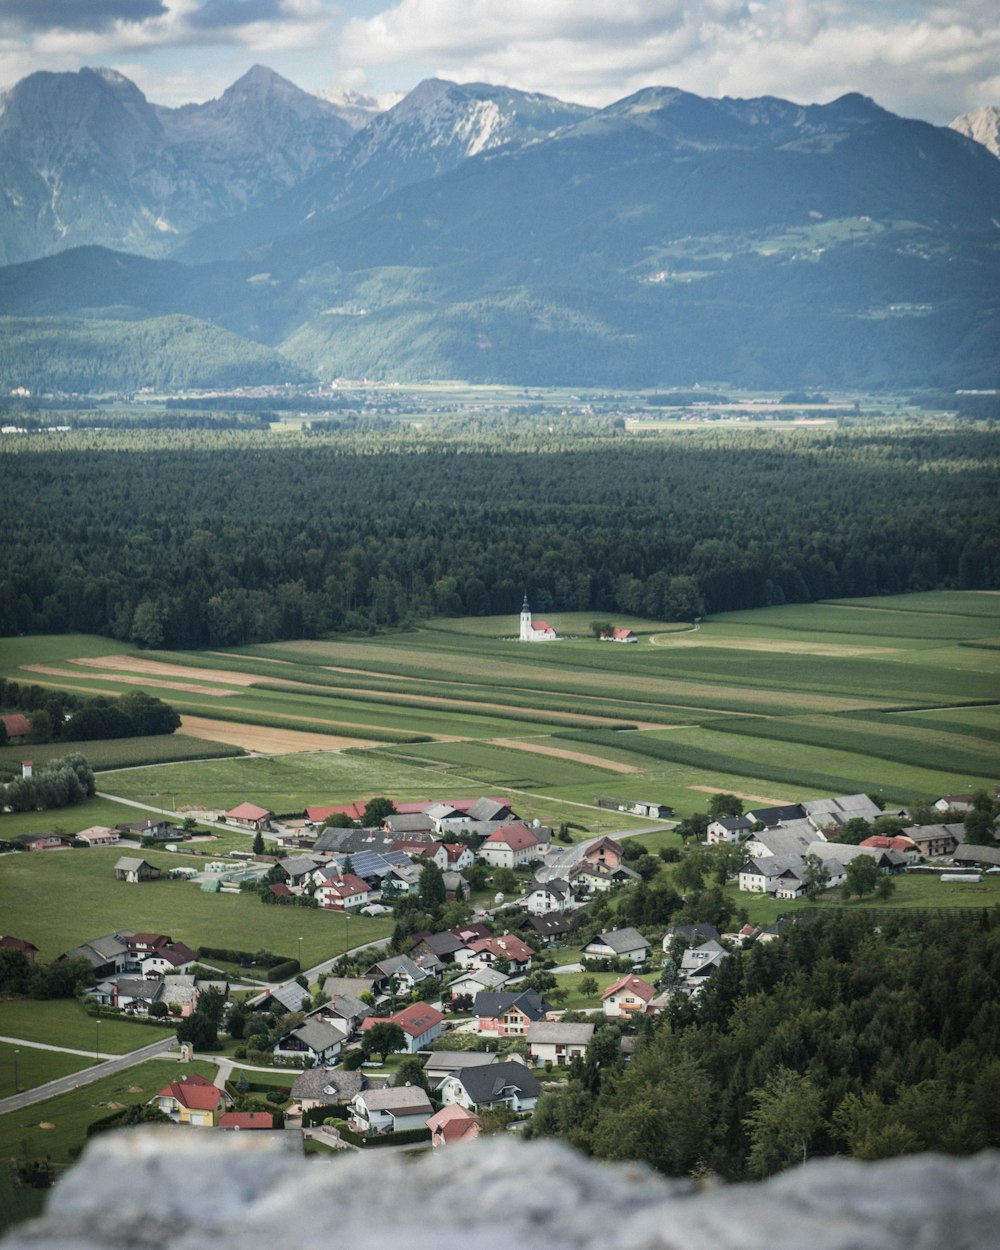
[2,591,997,823]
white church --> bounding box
[519,594,558,642]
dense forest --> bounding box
[526,911,1000,1177]
[0,421,997,647]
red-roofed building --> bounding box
[152,1073,229,1126]
[317,872,373,910]
[479,822,541,869]
[602,974,657,1019]
[519,596,558,642]
[464,933,534,973]
[225,802,272,830]
[361,1001,445,1052]
[428,1103,482,1147]
[0,713,31,743]
[219,1111,274,1130]
[582,836,624,869]
[860,834,921,864]
[600,627,638,643]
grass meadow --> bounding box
[0,1043,97,1098]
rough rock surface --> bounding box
[4,1131,999,1250]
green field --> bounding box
[0,850,390,965]
[0,735,242,773]
[0,1000,170,1055]
[0,1043,97,1098]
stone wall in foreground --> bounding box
[4,1130,999,1250]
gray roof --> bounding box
[903,823,964,845]
[450,967,509,990]
[290,1067,367,1103]
[277,855,321,877]
[804,794,883,825]
[953,845,1000,867]
[326,993,372,1023]
[456,1061,541,1105]
[384,814,434,833]
[369,954,427,982]
[526,1021,595,1046]
[473,990,547,1021]
[744,804,807,825]
[313,827,393,855]
[357,1086,433,1115]
[664,924,721,944]
[467,798,514,822]
[62,933,129,968]
[288,1020,346,1053]
[115,978,163,1001]
[322,975,375,999]
[414,931,466,957]
[258,981,311,1013]
[590,927,648,954]
[711,815,753,831]
[114,857,153,871]
[423,1051,505,1076]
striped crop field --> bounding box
[2,590,997,820]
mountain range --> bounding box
[1,66,998,392]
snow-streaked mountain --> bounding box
[316,87,404,128]
[175,78,594,261]
[950,105,1000,157]
[0,65,360,264]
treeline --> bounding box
[526,911,1000,1178]
[0,681,179,747]
[0,752,95,812]
[0,424,997,648]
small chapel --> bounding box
[519,595,558,642]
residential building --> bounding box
[225,802,272,830]
[152,1073,229,1127]
[473,989,548,1037]
[581,927,649,964]
[602,974,657,1018]
[350,1086,433,1135]
[273,1019,346,1065]
[526,1021,595,1067]
[439,1060,542,1112]
[479,822,541,868]
[427,1104,482,1146]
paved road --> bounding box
[0,1034,178,1117]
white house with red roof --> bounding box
[219,1111,274,1131]
[460,933,534,974]
[519,595,558,642]
[599,627,638,643]
[316,872,373,910]
[602,974,657,1018]
[361,1001,445,1053]
[0,713,31,743]
[479,822,542,869]
[225,802,272,830]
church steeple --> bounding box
[519,593,532,641]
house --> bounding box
[663,924,721,950]
[582,927,649,965]
[126,933,198,975]
[602,974,657,1018]
[462,933,534,973]
[225,802,272,830]
[321,975,376,1001]
[410,931,470,966]
[473,989,548,1037]
[0,713,31,743]
[707,816,753,844]
[447,967,509,1006]
[527,1021,595,1067]
[273,855,323,889]
[859,834,921,863]
[581,836,624,869]
[952,844,1000,870]
[427,1103,482,1146]
[519,595,557,642]
[350,1085,433,1136]
[679,940,731,992]
[933,795,973,814]
[803,794,883,831]
[522,911,572,944]
[253,981,312,1014]
[383,813,435,837]
[219,1111,274,1130]
[599,627,638,643]
[60,932,131,978]
[273,1019,346,1065]
[743,823,817,860]
[479,822,541,869]
[365,954,430,994]
[902,823,964,859]
[523,879,575,915]
[114,856,160,882]
[743,803,806,826]
[316,872,373,910]
[361,1002,445,1053]
[12,832,73,852]
[152,1073,229,1127]
[422,1050,511,1091]
[0,936,38,964]
[290,1067,370,1111]
[739,856,807,894]
[439,1060,542,1112]
[75,826,120,847]
[440,843,476,871]
[112,978,166,1014]
[757,917,793,944]
[570,863,641,893]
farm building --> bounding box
[115,857,160,883]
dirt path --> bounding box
[689,784,791,805]
[74,655,259,685]
[489,738,640,773]
[178,715,381,754]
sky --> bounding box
[0,0,997,123]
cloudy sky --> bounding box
[0,0,996,122]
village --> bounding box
[3,780,995,1154]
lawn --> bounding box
[0,735,242,773]
[0,850,391,965]
[0,999,170,1054]
[0,1042,97,1097]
